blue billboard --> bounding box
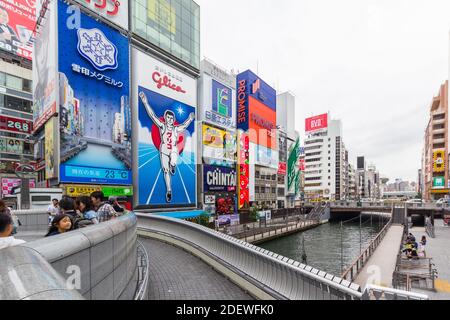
[138,86,196,206]
[58,0,131,185]
[203,165,237,193]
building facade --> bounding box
[422,81,449,201]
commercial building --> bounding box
[421,81,449,200]
[0,0,36,199]
[356,157,381,200]
[303,114,349,201]
[198,59,238,222]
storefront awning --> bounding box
[156,210,209,220]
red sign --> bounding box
[82,0,120,16]
[278,162,287,175]
[305,113,328,133]
[238,132,249,209]
[0,115,33,134]
[299,159,305,171]
[1,178,36,197]
[0,0,36,60]
[152,72,186,94]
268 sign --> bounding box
[0,115,32,134]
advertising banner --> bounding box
[278,162,287,175]
[305,113,328,134]
[102,186,133,197]
[58,0,131,185]
[0,0,35,60]
[33,0,58,132]
[0,160,16,174]
[203,165,237,193]
[45,117,57,179]
[202,124,237,167]
[0,114,32,134]
[250,143,279,169]
[133,48,197,207]
[1,178,35,197]
[201,72,236,129]
[204,194,216,204]
[217,214,240,227]
[2,138,23,154]
[433,177,446,189]
[288,138,300,193]
[72,0,129,30]
[433,149,446,173]
[65,184,102,197]
[237,130,249,209]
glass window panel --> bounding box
[6,75,22,91]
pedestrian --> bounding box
[0,213,25,250]
[108,196,125,215]
[91,191,118,223]
[47,198,60,225]
[75,196,99,225]
[45,214,73,237]
[0,199,20,235]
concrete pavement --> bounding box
[140,238,253,300]
[354,225,404,288]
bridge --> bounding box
[0,209,429,300]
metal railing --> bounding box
[425,218,435,239]
[134,241,150,300]
[341,216,393,282]
[137,214,428,300]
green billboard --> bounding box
[288,138,300,193]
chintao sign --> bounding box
[204,165,237,192]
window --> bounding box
[271,188,276,194]
[5,74,22,91]
[255,171,260,179]
[22,79,32,93]
[255,186,260,193]
[433,113,446,121]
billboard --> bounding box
[133,48,197,207]
[250,143,279,169]
[236,70,277,150]
[433,177,445,189]
[202,124,236,167]
[203,165,237,193]
[288,138,300,193]
[237,130,249,209]
[200,70,236,129]
[305,113,328,134]
[72,0,129,30]
[45,117,57,179]
[1,178,35,197]
[33,0,58,132]
[278,162,287,175]
[0,114,32,134]
[0,0,35,60]
[0,137,23,154]
[58,0,131,185]
[433,149,446,173]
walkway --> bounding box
[354,224,404,288]
[140,238,253,300]
[410,221,450,299]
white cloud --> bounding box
[138,121,153,145]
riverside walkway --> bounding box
[354,225,404,288]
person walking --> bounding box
[0,213,25,250]
[47,198,60,225]
[91,191,118,223]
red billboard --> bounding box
[305,113,328,133]
[278,162,287,175]
[0,0,36,60]
[248,96,277,150]
[0,114,33,134]
[238,131,249,209]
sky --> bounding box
[195,0,450,183]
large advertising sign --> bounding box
[288,138,300,193]
[203,165,237,193]
[1,178,35,197]
[433,149,446,173]
[133,48,197,207]
[250,143,278,169]
[58,0,131,185]
[237,130,249,209]
[0,137,23,154]
[73,0,129,30]
[0,0,35,60]
[236,70,277,150]
[45,117,57,179]
[278,162,287,175]
[0,114,32,134]
[202,124,236,167]
[200,71,236,129]
[33,0,58,132]
[305,113,328,134]
[433,177,446,189]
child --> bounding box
[45,214,73,237]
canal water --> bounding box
[259,213,389,277]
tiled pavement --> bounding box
[411,221,450,300]
[140,238,254,301]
